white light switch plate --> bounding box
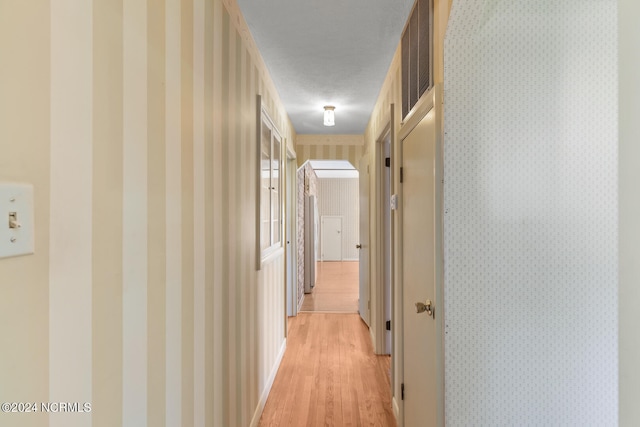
[0,183,35,259]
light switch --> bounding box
[0,183,34,259]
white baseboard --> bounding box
[249,339,287,427]
[370,327,376,349]
[393,396,401,425]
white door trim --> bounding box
[374,105,395,356]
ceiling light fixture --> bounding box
[323,105,335,126]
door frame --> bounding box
[395,84,444,426]
[374,105,395,356]
[358,154,371,327]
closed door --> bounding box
[321,216,342,261]
[401,104,443,426]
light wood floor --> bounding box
[259,313,395,426]
[300,261,359,313]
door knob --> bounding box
[415,299,434,318]
[356,244,362,249]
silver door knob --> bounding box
[415,299,434,317]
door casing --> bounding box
[374,106,395,357]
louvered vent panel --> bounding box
[401,0,432,119]
[409,11,419,109]
[418,0,431,96]
[401,29,411,118]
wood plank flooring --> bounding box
[259,313,395,427]
[300,261,359,313]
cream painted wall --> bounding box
[0,1,294,426]
[619,1,640,425]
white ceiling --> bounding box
[315,169,359,179]
[309,160,355,170]
[308,160,358,178]
[237,0,415,135]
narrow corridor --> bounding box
[259,313,394,426]
[300,261,359,313]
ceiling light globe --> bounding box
[323,106,335,126]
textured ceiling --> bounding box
[237,0,415,135]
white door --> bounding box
[401,104,443,426]
[358,155,370,326]
[321,216,342,261]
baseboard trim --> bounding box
[393,396,401,425]
[249,338,287,427]
[370,327,376,349]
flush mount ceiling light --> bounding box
[323,105,335,126]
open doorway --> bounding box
[296,160,360,313]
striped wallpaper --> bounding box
[0,0,293,426]
[297,145,364,170]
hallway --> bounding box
[0,1,633,426]
[300,261,359,313]
[259,313,394,426]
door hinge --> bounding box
[385,157,391,168]
[386,320,391,331]
[368,300,371,309]
[400,167,404,183]
[401,383,405,400]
